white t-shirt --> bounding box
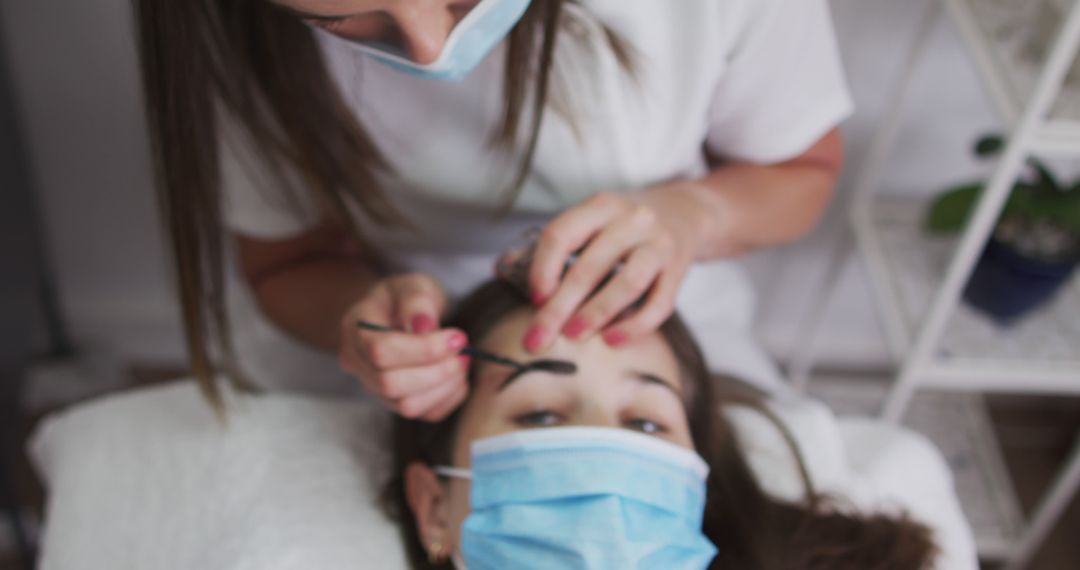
[221,0,853,392]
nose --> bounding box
[392,3,457,65]
[576,401,619,429]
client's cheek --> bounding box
[446,484,471,548]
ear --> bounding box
[404,462,452,552]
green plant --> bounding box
[926,135,1080,263]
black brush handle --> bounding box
[459,347,525,370]
[357,320,525,370]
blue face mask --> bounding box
[436,427,718,570]
[308,0,532,81]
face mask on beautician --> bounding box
[435,427,719,570]
[308,0,532,81]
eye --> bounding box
[624,418,666,435]
[514,410,565,428]
[306,16,349,31]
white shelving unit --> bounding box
[855,197,1080,387]
[791,0,1080,567]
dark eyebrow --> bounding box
[498,360,577,391]
[494,363,680,396]
[633,371,683,397]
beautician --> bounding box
[134,0,851,419]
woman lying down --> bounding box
[28,274,975,568]
[382,279,952,570]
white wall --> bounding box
[750,0,1001,368]
[2,0,181,361]
[1,0,1003,368]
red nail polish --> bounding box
[412,314,436,334]
[524,325,545,352]
[531,291,547,306]
[563,316,589,339]
[603,330,628,347]
[448,332,468,351]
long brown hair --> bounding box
[133,0,570,409]
[384,281,939,569]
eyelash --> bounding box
[514,410,563,428]
[626,418,667,435]
[513,411,668,434]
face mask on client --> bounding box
[435,427,718,570]
[307,0,532,81]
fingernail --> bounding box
[411,314,436,334]
[531,291,547,306]
[563,316,589,340]
[524,325,545,352]
[603,330,628,347]
[448,332,468,351]
[459,355,472,369]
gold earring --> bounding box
[428,541,445,564]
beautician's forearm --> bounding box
[641,130,843,259]
[701,160,837,256]
[250,258,378,351]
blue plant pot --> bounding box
[964,238,1079,325]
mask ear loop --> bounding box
[434,466,473,480]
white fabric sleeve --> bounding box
[727,399,978,570]
[219,116,322,240]
[705,0,854,164]
[837,420,979,570]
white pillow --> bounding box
[31,381,976,570]
[728,398,978,570]
[31,381,409,570]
